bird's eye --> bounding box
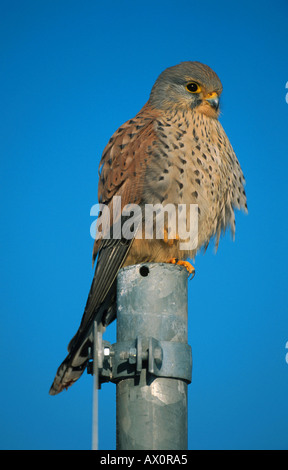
[186,82,201,93]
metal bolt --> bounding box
[119,347,137,363]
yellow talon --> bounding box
[163,229,179,246]
[169,258,195,279]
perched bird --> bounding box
[49,61,247,395]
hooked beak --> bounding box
[205,92,219,111]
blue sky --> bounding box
[1,0,288,450]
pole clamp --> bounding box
[88,336,192,384]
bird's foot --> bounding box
[168,258,195,279]
[163,229,179,246]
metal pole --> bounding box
[91,321,105,450]
[115,263,191,450]
[92,321,99,450]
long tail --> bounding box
[49,238,132,395]
[49,327,94,395]
[49,283,117,395]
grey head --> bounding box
[149,61,223,114]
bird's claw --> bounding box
[163,229,179,246]
[169,258,195,279]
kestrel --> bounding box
[49,61,247,395]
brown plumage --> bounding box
[49,61,247,395]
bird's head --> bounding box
[149,61,223,118]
